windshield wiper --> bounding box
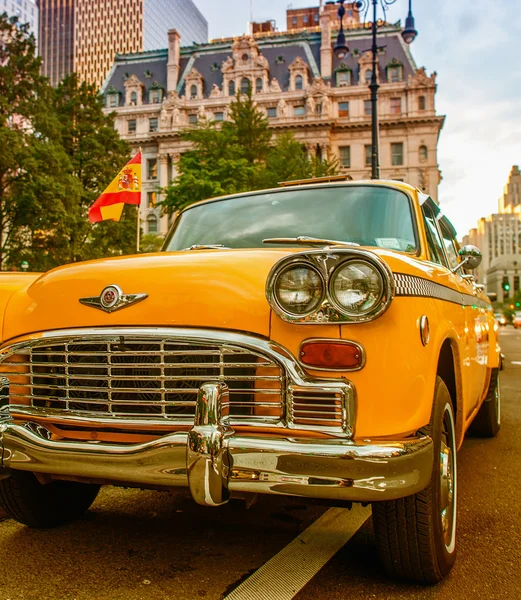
[182,244,230,251]
[262,236,360,247]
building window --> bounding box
[241,77,250,94]
[267,107,277,118]
[338,101,349,117]
[303,14,308,25]
[130,91,137,105]
[314,12,319,22]
[294,105,305,116]
[391,142,404,166]
[149,117,158,132]
[419,145,428,162]
[390,97,401,115]
[339,146,350,168]
[292,16,297,26]
[190,84,197,99]
[336,70,351,86]
[188,114,198,125]
[388,65,403,83]
[315,103,322,116]
[365,144,372,166]
[107,93,118,107]
[364,99,372,116]
[147,214,158,233]
[147,191,157,208]
[255,77,263,93]
[228,80,235,96]
[419,95,426,110]
[365,70,372,84]
[149,88,162,104]
[214,112,224,121]
[127,119,136,134]
[147,158,157,180]
[295,75,303,90]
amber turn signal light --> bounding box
[299,340,364,371]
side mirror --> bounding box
[452,245,482,273]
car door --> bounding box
[421,201,481,418]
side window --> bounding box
[422,203,447,266]
[439,220,460,270]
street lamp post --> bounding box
[334,0,417,179]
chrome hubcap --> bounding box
[439,406,456,551]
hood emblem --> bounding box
[79,285,148,313]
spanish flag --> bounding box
[88,152,142,223]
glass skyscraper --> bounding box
[144,0,207,49]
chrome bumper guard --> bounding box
[0,382,433,505]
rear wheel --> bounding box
[0,471,100,528]
[468,369,500,438]
[372,377,457,583]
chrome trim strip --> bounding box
[298,338,366,372]
[0,419,433,503]
[266,249,395,324]
[0,327,356,437]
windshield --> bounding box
[165,185,417,252]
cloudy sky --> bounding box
[194,0,521,237]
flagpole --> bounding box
[136,147,142,253]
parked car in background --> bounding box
[0,179,500,585]
[513,312,521,328]
[495,312,508,326]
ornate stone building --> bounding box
[102,10,445,236]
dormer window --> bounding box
[387,64,403,83]
[419,95,426,110]
[106,92,119,107]
[190,84,197,99]
[336,69,351,87]
[295,75,303,90]
[365,70,373,84]
[229,80,236,96]
[149,88,162,104]
[255,77,263,93]
[130,91,137,105]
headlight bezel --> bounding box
[266,249,394,324]
[271,262,326,317]
[328,259,385,317]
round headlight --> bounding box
[274,264,324,316]
[330,261,384,315]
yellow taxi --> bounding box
[0,178,500,584]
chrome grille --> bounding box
[290,388,346,430]
[0,336,284,423]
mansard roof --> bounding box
[101,25,417,101]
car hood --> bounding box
[2,249,295,342]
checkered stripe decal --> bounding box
[394,273,489,309]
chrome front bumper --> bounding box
[0,382,434,505]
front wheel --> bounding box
[372,377,457,583]
[0,471,100,528]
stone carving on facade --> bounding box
[210,84,222,98]
[222,56,234,73]
[407,67,437,88]
[269,78,281,93]
[358,51,379,85]
[277,97,288,117]
[221,36,270,95]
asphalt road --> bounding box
[0,329,519,600]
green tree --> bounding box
[0,14,77,271]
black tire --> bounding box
[372,377,457,584]
[0,471,100,528]
[467,368,501,438]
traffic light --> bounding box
[502,277,510,293]
[516,302,521,308]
